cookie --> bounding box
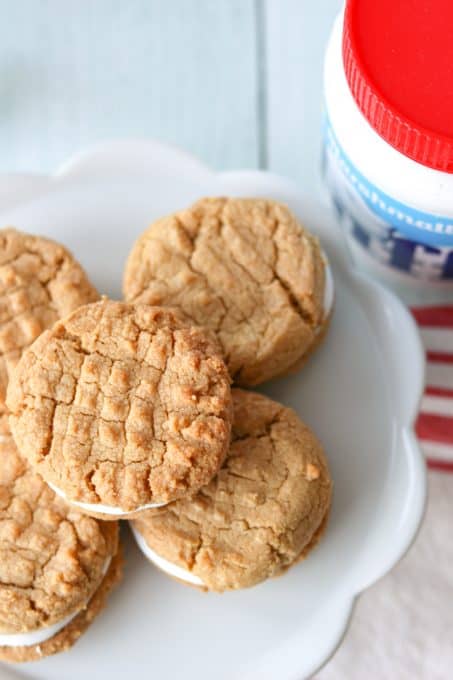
[123,197,333,386]
[130,389,332,592]
[0,432,122,662]
[7,299,233,519]
[0,228,98,414]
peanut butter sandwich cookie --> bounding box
[7,299,232,519]
[0,228,98,413]
[131,389,332,592]
[123,197,334,386]
[0,433,121,663]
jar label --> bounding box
[323,117,453,280]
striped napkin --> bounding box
[318,305,453,680]
[414,307,453,471]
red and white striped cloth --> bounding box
[413,306,453,472]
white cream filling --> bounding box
[322,257,335,322]
[130,524,204,586]
[0,609,82,649]
[0,557,112,648]
[48,482,167,516]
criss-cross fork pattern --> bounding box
[7,301,232,512]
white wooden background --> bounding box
[0,0,341,194]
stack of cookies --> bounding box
[0,230,121,662]
[0,197,333,663]
[122,198,333,589]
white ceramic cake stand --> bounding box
[0,140,426,680]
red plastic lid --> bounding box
[343,0,453,173]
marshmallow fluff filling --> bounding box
[48,482,167,516]
[320,256,334,331]
[0,557,112,648]
[130,525,204,587]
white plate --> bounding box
[0,140,426,680]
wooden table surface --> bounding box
[0,0,341,193]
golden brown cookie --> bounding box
[0,228,98,414]
[123,197,333,386]
[7,299,233,518]
[131,389,332,592]
[0,433,122,662]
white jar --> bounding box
[323,3,453,305]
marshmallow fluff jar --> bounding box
[323,0,453,304]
